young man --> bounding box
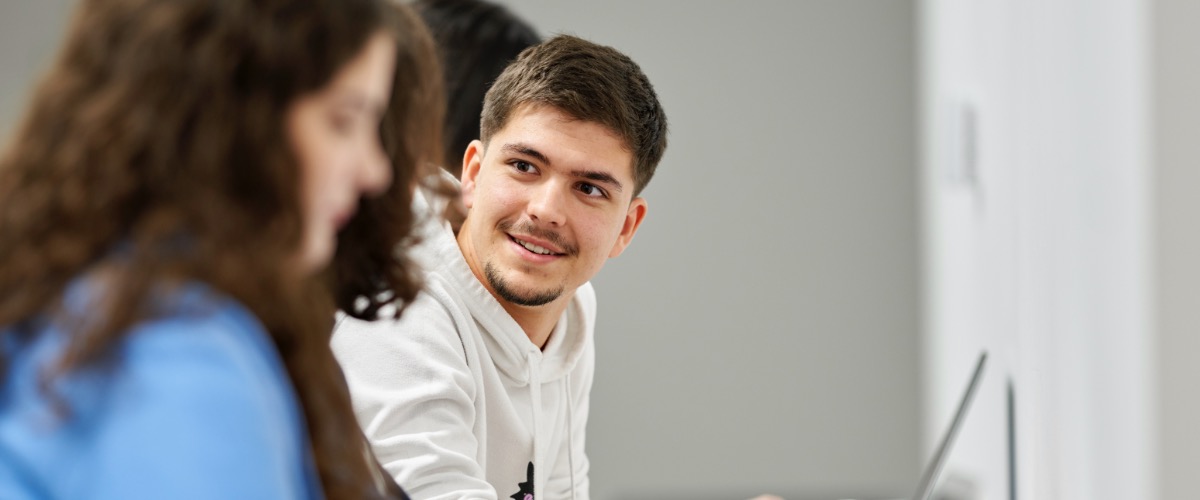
[332,35,667,499]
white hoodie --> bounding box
[332,188,594,500]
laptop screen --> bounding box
[911,352,988,500]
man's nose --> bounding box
[525,181,567,226]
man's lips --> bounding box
[508,234,565,256]
[498,220,577,256]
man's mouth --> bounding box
[510,235,561,256]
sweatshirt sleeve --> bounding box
[332,294,497,500]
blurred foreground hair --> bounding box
[0,0,444,497]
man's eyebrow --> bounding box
[501,143,550,165]
[572,170,624,194]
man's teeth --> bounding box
[516,238,554,255]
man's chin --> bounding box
[484,263,563,307]
[494,281,563,307]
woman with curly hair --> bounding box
[0,0,444,498]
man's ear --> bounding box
[609,197,648,258]
[460,140,485,209]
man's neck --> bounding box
[498,294,572,350]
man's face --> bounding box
[457,104,647,308]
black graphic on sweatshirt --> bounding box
[509,461,534,500]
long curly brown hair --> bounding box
[0,0,445,498]
[331,2,449,322]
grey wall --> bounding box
[1155,0,1200,498]
[0,0,75,142]
[0,1,921,499]
[495,2,920,499]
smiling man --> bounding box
[331,35,667,500]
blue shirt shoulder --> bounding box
[0,282,322,500]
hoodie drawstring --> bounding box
[566,372,577,500]
[528,353,543,499]
[529,353,579,499]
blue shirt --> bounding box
[0,282,322,499]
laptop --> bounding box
[909,351,988,500]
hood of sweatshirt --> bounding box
[410,181,592,387]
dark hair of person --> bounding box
[0,0,439,498]
[413,0,539,176]
[481,34,668,196]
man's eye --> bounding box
[513,161,535,173]
[578,183,607,198]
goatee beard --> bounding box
[484,261,563,306]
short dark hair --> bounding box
[414,0,539,176]
[481,34,668,196]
